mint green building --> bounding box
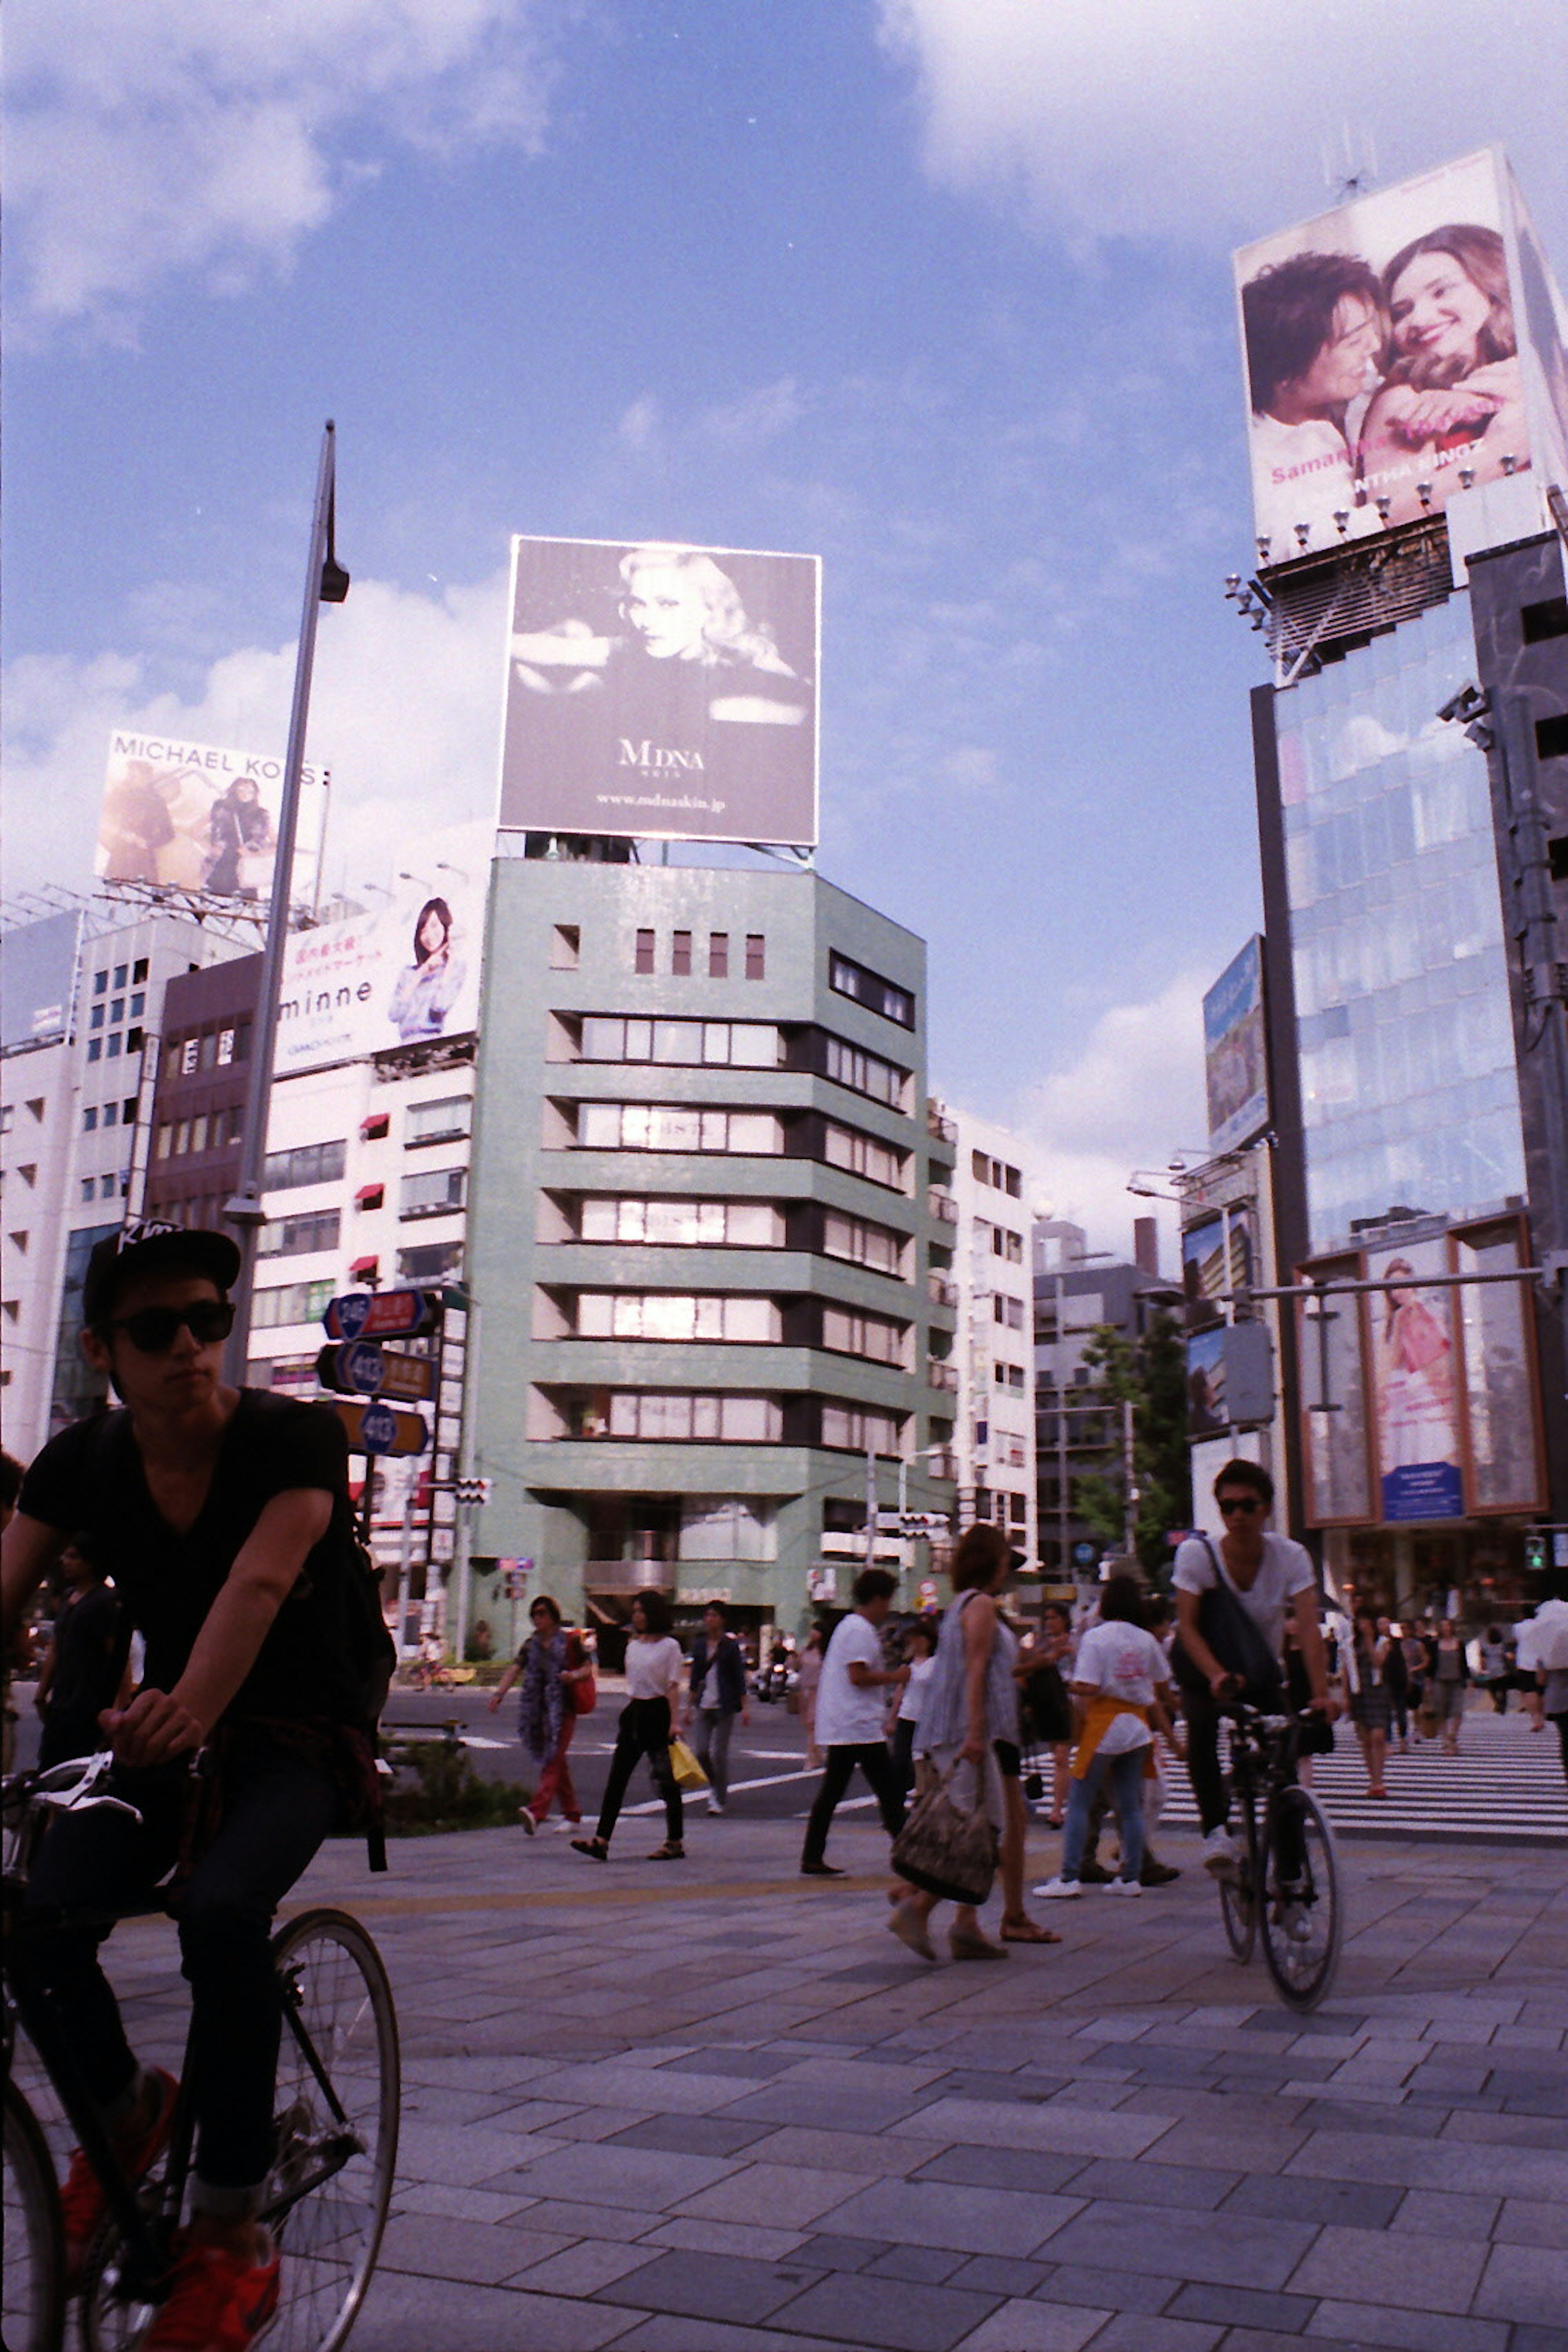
[462,852,957,1647]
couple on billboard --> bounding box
[1242,219,1530,549]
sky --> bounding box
[5,0,1566,1263]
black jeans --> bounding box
[596,1697,682,1845]
[1182,1686,1233,1837]
[17,1743,336,2201]
[801,1741,904,1867]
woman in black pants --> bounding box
[572,1590,686,1860]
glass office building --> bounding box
[1276,595,1528,1252]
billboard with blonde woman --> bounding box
[1234,147,1568,559]
[498,537,820,846]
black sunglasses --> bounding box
[1217,1496,1264,1517]
[107,1300,236,1353]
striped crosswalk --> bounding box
[1151,1709,1567,1845]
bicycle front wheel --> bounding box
[1218,1851,1256,1964]
[265,1908,400,2352]
[1259,1786,1343,2012]
[3,2076,65,2352]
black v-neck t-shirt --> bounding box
[19,1392,363,1727]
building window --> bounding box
[820,1402,904,1454]
[113,965,127,990]
[1537,714,1568,762]
[822,1119,906,1190]
[578,1102,783,1155]
[258,1209,341,1259]
[822,1208,905,1278]
[399,1166,466,1219]
[1522,597,1568,644]
[252,1278,336,1329]
[634,928,656,975]
[405,1096,471,1145]
[579,1016,781,1069]
[822,1034,907,1109]
[90,1005,105,1032]
[80,1178,96,1203]
[744,934,765,981]
[181,1038,199,1076]
[102,1103,119,1129]
[671,929,693,977]
[577,1196,784,1248]
[361,1113,391,1142]
[708,932,729,979]
[397,1240,464,1282]
[122,1098,137,1125]
[132,958,148,984]
[991,1227,1023,1262]
[992,1295,1025,1329]
[828,951,913,1027]
[820,1305,906,1367]
[130,993,145,1018]
[93,971,108,997]
[601,1391,782,1443]
[82,1107,98,1132]
[87,1040,102,1063]
[216,1028,236,1066]
[551,924,581,970]
[262,1139,347,1190]
[576,1293,780,1343]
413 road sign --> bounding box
[333,1398,429,1458]
[316,1340,434,1405]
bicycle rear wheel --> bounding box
[3,2076,65,2352]
[1259,1786,1343,2012]
[265,1908,399,2352]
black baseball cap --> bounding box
[82,1221,241,1328]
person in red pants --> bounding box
[489,1595,593,1833]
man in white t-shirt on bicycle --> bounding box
[1172,1459,1334,1877]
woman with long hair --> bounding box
[1347,1606,1392,1798]
[572,1590,686,1861]
[388,895,466,1044]
[1358,223,1530,524]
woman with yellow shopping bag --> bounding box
[572,1589,689,1861]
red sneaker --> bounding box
[141,2234,281,2351]
[60,2066,179,2287]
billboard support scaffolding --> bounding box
[223,422,349,1384]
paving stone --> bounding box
[794,2234,887,2273]
[1044,2199,1315,2292]
[862,2243,969,2285]
[1494,2200,1568,2252]
[1065,2158,1237,2211]
[511,2241,662,2296]
[1303,2302,1510,2352]
[350,2274,639,2352]
[642,2216,811,2263]
[911,2147,1086,2195]
[501,2141,737,2212]
[676,2160,862,2229]
[827,2177,1084,2261]
[948,2256,1058,2299]
[378,2209,550,2286]
[612,2323,862,2352]
[1287,2225,1488,2313]
[1041,2263,1177,2314]
[1092,2316,1223,2352]
[591,2248,824,2328]
[1472,2244,1568,2328]
[909,2096,1170,2160]
[770,2273,1002,2352]
[951,2300,1110,2351]
[1223,2176,1404,2230]
[1289,2134,1568,2201]
[742,2125,949,2178]
[606,2113,773,2157]
[1506,2329,1568,2352]
[1393,2188,1501,2236]
[1170,2281,1317,2333]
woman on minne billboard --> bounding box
[388,896,466,1044]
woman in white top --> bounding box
[889,1620,937,1806]
[572,1589,686,1861]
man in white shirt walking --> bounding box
[800,1569,909,1878]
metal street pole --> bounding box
[223,423,349,1383]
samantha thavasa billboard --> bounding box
[1234,147,1568,558]
[98,732,323,904]
[498,537,820,846]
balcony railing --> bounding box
[927,1273,959,1309]
[926,1107,958,1145]
[927,1359,959,1392]
[928,1188,958,1224]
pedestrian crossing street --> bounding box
[1149,1711,1568,1845]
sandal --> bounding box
[647,1840,685,1860]
[1000,1915,1062,1945]
[570,1836,609,1862]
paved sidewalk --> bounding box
[33,1814,1568,2352]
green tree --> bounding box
[1070,1314,1192,1581]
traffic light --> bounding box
[1524,1533,1549,1577]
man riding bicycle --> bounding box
[0,1221,384,2352]
[1172,1458,1336,1877]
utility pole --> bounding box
[223,423,349,1381]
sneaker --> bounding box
[61,2066,179,2288]
[1077,1858,1114,1886]
[706,1797,726,1816]
[141,2232,281,2351]
[555,1816,581,1835]
[1033,1877,1082,1900]
[1139,1860,1180,1887]
[1103,1877,1143,1898]
[1272,1899,1313,1943]
[1201,1827,1240,1878]
[517,1809,537,1837]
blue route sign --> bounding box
[327,1292,373,1341]
[339,1339,385,1393]
[359,1399,399,1455]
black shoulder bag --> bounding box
[1170,1537,1283,1706]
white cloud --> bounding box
[2,571,508,904]
[992,969,1210,1266]
[4,0,568,334]
[878,0,1568,255]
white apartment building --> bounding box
[933,1102,1049,1564]
[1,905,249,1454]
